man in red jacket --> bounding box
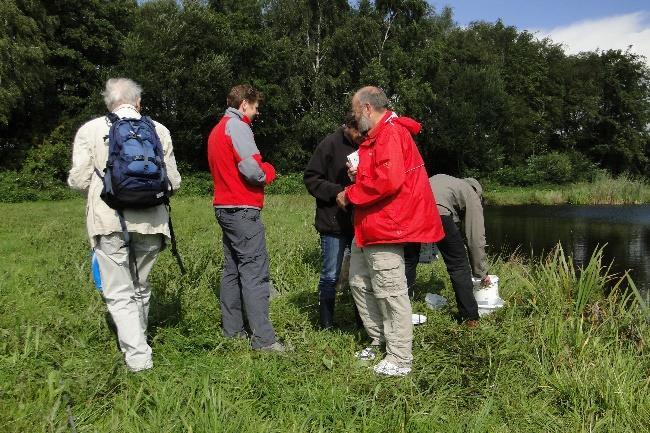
[336,86,444,376]
[207,84,284,352]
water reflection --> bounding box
[484,205,650,292]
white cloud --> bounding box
[534,12,650,63]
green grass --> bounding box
[485,174,650,205]
[1,196,648,432]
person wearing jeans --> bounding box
[304,114,363,329]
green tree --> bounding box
[0,0,50,167]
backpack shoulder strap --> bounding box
[106,112,119,124]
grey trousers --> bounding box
[215,207,276,349]
[95,232,162,370]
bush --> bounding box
[0,170,76,203]
[175,169,213,197]
[21,125,74,183]
[492,151,599,186]
[266,172,306,194]
[175,170,307,197]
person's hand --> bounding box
[481,275,492,287]
[346,162,357,182]
[336,190,349,209]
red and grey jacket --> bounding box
[207,108,276,208]
[345,111,445,247]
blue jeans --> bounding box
[318,234,353,301]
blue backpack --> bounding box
[95,113,185,275]
[97,113,171,209]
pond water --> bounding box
[484,205,650,292]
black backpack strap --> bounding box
[166,202,186,275]
[106,112,119,124]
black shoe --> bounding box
[319,298,335,330]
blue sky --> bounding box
[431,0,648,28]
[429,1,650,61]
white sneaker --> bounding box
[127,359,153,372]
[373,359,411,376]
[355,346,378,361]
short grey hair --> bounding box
[355,86,389,110]
[102,78,142,111]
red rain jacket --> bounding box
[345,111,444,247]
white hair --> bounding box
[102,78,142,111]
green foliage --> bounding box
[0,170,76,202]
[1,1,649,181]
[492,151,599,186]
[176,170,307,198]
[265,172,307,195]
[1,196,648,431]
[485,172,650,205]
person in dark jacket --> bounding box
[304,113,364,329]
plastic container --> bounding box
[473,275,500,304]
[425,293,448,310]
[473,275,504,316]
[91,251,102,292]
[477,298,505,317]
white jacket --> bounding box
[68,105,182,247]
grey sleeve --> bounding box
[227,119,266,186]
[463,191,488,279]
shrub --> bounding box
[0,170,76,203]
[492,151,600,186]
[266,172,306,195]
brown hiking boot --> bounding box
[464,319,479,329]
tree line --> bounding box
[2,0,649,191]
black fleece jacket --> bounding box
[303,127,357,236]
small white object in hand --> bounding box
[346,150,359,169]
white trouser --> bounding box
[95,232,162,370]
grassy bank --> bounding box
[485,174,650,206]
[2,169,648,206]
[1,195,649,432]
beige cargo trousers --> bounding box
[349,242,413,368]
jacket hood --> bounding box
[392,116,421,135]
[463,177,483,200]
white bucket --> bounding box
[473,275,500,304]
[477,297,505,317]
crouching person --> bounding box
[68,78,181,372]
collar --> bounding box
[112,104,141,119]
[367,111,395,139]
[359,111,395,146]
[225,107,251,125]
[113,103,139,112]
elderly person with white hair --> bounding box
[68,78,181,372]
